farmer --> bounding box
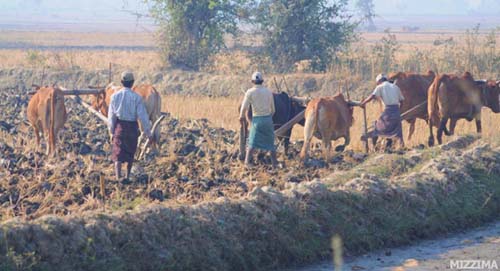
[239,71,278,168]
[360,73,405,148]
[108,71,152,180]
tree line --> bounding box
[147,0,377,72]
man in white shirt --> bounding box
[239,72,278,168]
[108,71,152,180]
[360,74,405,148]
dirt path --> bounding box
[291,220,500,271]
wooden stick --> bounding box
[68,95,108,123]
[400,101,427,119]
[88,85,106,89]
[138,115,166,160]
[100,173,106,210]
[362,106,369,153]
[62,89,104,95]
[239,119,247,161]
[28,89,104,96]
[274,110,305,137]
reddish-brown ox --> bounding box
[91,83,162,149]
[387,70,437,140]
[427,72,500,146]
[27,86,67,155]
[300,93,354,162]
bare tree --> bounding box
[355,0,376,32]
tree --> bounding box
[148,0,248,70]
[256,0,356,72]
[355,0,376,32]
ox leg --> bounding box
[407,119,416,141]
[322,138,331,162]
[385,139,393,151]
[126,162,133,179]
[33,126,41,150]
[300,114,316,163]
[300,134,312,162]
[428,118,435,147]
[448,118,457,135]
[475,119,482,134]
[372,136,379,151]
[153,118,161,151]
[115,162,122,180]
[52,132,58,157]
[437,117,448,145]
[44,130,51,156]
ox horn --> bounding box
[347,101,361,107]
[291,96,309,105]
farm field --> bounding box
[0,27,499,270]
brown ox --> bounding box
[27,86,67,155]
[300,93,354,162]
[91,83,162,150]
[427,72,500,146]
[388,70,437,140]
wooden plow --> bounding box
[360,100,428,151]
[238,95,310,160]
[28,85,166,159]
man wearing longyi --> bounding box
[108,71,152,180]
[360,73,405,148]
[239,71,278,168]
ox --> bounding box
[300,93,354,162]
[91,83,162,150]
[427,72,500,146]
[388,70,437,140]
[27,86,67,155]
[239,92,306,160]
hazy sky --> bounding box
[0,0,499,30]
[368,0,500,15]
[3,0,499,15]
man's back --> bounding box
[108,87,151,137]
[110,88,143,121]
[243,86,275,117]
[373,81,404,107]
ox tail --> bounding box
[153,88,162,146]
[428,75,450,142]
[238,103,248,161]
[300,103,319,161]
[428,75,446,127]
[49,91,56,155]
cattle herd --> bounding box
[27,71,500,165]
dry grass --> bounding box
[164,94,500,152]
[0,49,163,72]
[1,28,497,77]
[0,31,155,47]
